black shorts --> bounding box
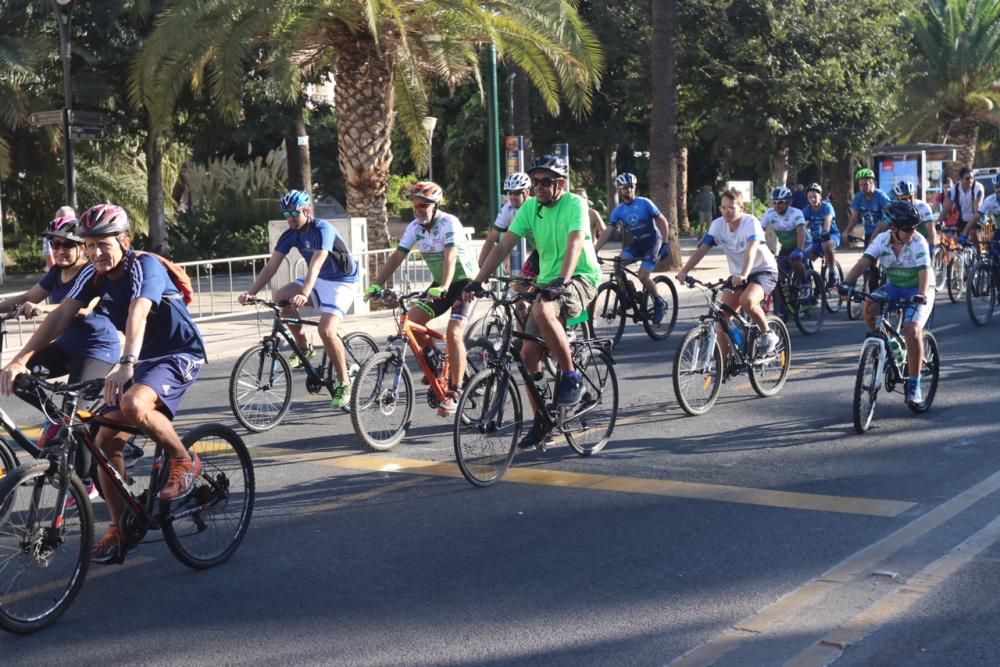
[416,280,473,322]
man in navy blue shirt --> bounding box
[240,190,359,408]
[0,203,207,565]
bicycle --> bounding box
[809,252,846,314]
[966,243,1000,326]
[672,276,791,416]
[932,224,960,293]
[349,289,482,451]
[768,262,826,335]
[848,290,940,433]
[453,287,618,487]
[0,375,255,633]
[228,297,379,432]
[946,240,980,304]
[590,255,678,348]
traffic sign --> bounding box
[69,126,107,141]
[27,110,64,127]
[68,110,107,126]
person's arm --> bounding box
[733,239,759,285]
[241,250,287,301]
[370,250,407,288]
[593,224,615,253]
[655,212,670,242]
[438,246,458,291]
[291,249,328,308]
[918,266,931,299]
[0,284,50,314]
[75,296,103,318]
[796,225,807,251]
[478,229,500,266]
[939,193,954,225]
[472,232,520,284]
[822,212,834,235]
[842,255,873,286]
[590,210,607,238]
[0,299,83,395]
[102,297,153,406]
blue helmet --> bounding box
[616,172,638,188]
[770,186,792,202]
[280,189,312,211]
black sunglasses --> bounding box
[532,177,559,188]
[49,240,79,250]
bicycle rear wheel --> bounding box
[0,461,93,634]
[932,247,947,292]
[453,368,521,487]
[947,252,968,303]
[966,260,997,326]
[228,344,292,432]
[749,316,791,397]
[909,331,940,413]
[564,346,618,456]
[823,261,845,314]
[794,270,826,335]
[162,424,255,570]
[853,342,881,433]
[350,352,414,451]
[590,283,626,348]
[672,325,723,416]
[334,331,381,386]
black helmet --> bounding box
[527,154,569,179]
[887,201,920,230]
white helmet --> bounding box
[503,172,531,192]
[616,172,638,188]
[892,181,917,198]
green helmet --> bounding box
[855,168,875,181]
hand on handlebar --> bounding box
[238,293,257,306]
[462,280,484,303]
[0,362,28,397]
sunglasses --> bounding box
[49,240,79,250]
[532,177,559,188]
[281,209,304,218]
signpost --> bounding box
[27,110,64,127]
[69,126,107,141]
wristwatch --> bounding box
[118,354,137,365]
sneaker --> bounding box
[91,525,125,565]
[652,297,667,326]
[557,370,584,405]
[518,414,551,450]
[437,391,460,417]
[159,452,202,502]
[758,331,780,357]
[905,380,924,405]
[288,346,315,369]
[331,380,352,409]
[66,480,100,510]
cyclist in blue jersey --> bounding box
[1,204,207,564]
[593,172,672,325]
[240,189,359,408]
[848,168,891,245]
[800,183,840,285]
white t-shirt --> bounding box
[705,214,779,276]
[977,193,1000,221]
[493,202,517,232]
[950,182,985,222]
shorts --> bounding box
[416,280,473,323]
[294,277,357,318]
[726,270,778,296]
[520,250,540,279]
[524,276,598,339]
[620,236,663,271]
[871,285,934,328]
[117,354,203,419]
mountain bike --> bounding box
[590,255,678,348]
[672,276,791,416]
[809,252,845,314]
[769,262,825,335]
[453,287,618,487]
[946,241,978,304]
[932,224,959,293]
[0,375,254,633]
[966,244,999,326]
[845,237,886,321]
[229,297,379,432]
[849,291,940,433]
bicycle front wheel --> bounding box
[228,344,293,432]
[0,437,16,483]
[749,316,791,397]
[641,276,679,341]
[590,282,626,348]
[932,247,947,292]
[947,253,967,303]
[966,260,997,326]
[853,342,881,433]
[823,261,845,314]
[162,424,255,570]
[350,352,414,451]
[846,272,867,320]
[564,346,618,456]
[672,325,723,416]
[909,331,940,413]
[0,461,93,634]
[453,368,521,487]
[793,270,826,335]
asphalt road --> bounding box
[1,280,999,666]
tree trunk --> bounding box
[650,0,681,270]
[946,120,978,180]
[677,145,690,234]
[284,97,312,193]
[829,155,852,238]
[145,124,169,256]
[335,39,395,250]
[605,144,617,213]
[771,145,789,187]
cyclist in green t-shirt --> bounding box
[464,154,600,449]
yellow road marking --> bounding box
[283,452,915,518]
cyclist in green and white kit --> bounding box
[761,186,809,286]
[368,182,479,416]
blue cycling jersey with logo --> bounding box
[609,197,661,242]
[851,190,892,236]
[801,201,838,240]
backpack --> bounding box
[95,250,195,305]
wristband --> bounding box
[118,354,137,366]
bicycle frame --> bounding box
[254,305,329,389]
[692,279,755,368]
[383,291,453,401]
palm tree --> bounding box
[903,0,1000,172]
[0,34,37,178]
[131,0,603,249]
[650,0,681,268]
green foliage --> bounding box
[169,208,269,262]
[386,173,419,218]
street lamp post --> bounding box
[422,116,437,182]
[51,0,76,210]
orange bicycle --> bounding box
[349,289,486,450]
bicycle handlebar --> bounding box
[843,288,925,307]
[683,275,729,291]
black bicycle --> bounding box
[672,276,791,416]
[809,252,846,314]
[229,297,379,432]
[453,287,619,487]
[590,255,678,348]
[0,375,254,633]
[770,262,826,335]
[966,246,999,326]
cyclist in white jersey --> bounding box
[943,166,984,244]
[964,173,1000,253]
[760,186,809,284]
